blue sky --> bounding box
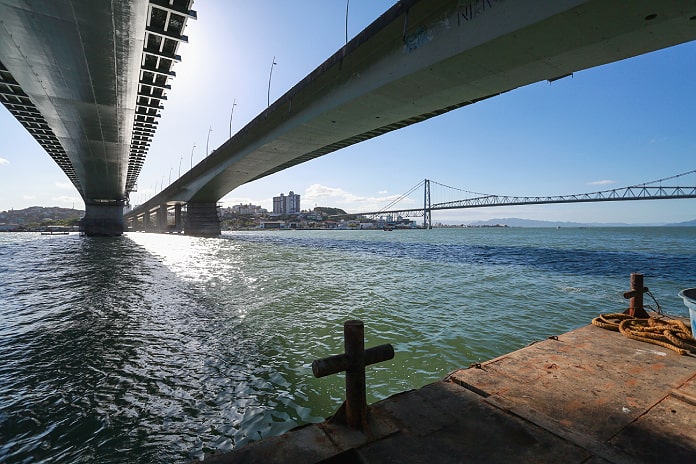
[1,1,695,224]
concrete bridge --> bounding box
[0,0,195,235]
[124,0,696,236]
[3,1,696,236]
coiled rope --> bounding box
[592,313,696,356]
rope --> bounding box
[591,313,696,356]
[645,289,662,314]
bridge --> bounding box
[122,0,696,235]
[353,170,696,228]
[2,1,696,236]
[0,0,196,235]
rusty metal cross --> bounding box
[312,320,394,430]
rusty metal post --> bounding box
[623,272,650,318]
[312,320,394,431]
[630,273,644,313]
[344,320,367,430]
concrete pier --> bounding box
[157,204,168,232]
[184,202,220,236]
[143,211,151,232]
[79,203,124,236]
[174,204,183,233]
[201,323,696,463]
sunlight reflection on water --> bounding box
[0,228,694,462]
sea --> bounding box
[1,227,695,463]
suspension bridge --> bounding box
[354,170,696,228]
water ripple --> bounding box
[1,228,694,462]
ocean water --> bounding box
[1,227,694,462]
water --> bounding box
[1,227,695,462]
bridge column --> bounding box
[157,204,168,233]
[80,203,124,236]
[184,202,220,236]
[174,204,183,233]
[143,211,151,232]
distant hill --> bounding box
[466,217,696,228]
[667,218,696,227]
[0,206,84,225]
[314,206,347,216]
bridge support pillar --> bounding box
[80,203,124,236]
[157,204,168,233]
[184,202,220,236]
[174,204,183,233]
[143,211,151,232]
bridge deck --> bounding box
[200,323,696,463]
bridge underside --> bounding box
[0,0,195,236]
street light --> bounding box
[229,98,237,138]
[169,167,172,185]
[345,0,350,44]
[179,156,182,177]
[267,56,277,107]
[190,143,196,169]
[206,126,213,156]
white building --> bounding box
[272,191,300,215]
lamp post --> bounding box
[206,126,213,156]
[267,56,277,107]
[229,99,237,138]
[345,0,350,44]
[190,143,196,169]
[169,167,172,185]
[179,156,182,177]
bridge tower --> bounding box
[423,179,432,229]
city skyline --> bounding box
[1,1,695,224]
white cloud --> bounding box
[0,157,9,166]
[23,194,36,200]
[378,190,388,194]
[304,184,348,200]
[587,179,615,186]
[55,181,73,189]
[304,184,412,212]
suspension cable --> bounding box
[632,169,696,187]
[429,180,494,197]
[377,180,424,213]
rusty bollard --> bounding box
[623,272,650,318]
[312,320,394,430]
